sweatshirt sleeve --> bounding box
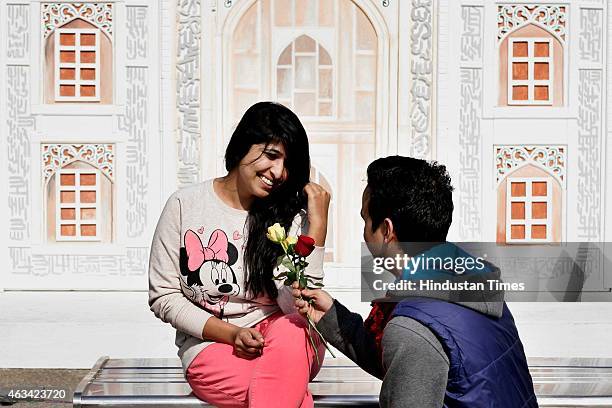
[316,300,383,378]
[148,193,214,340]
[275,211,325,315]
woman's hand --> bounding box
[232,327,265,359]
[202,317,264,359]
[303,182,330,246]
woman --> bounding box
[148,102,329,407]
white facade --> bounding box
[1,0,612,368]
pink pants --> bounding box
[186,312,325,408]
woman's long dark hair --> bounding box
[225,102,310,299]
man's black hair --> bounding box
[366,156,454,242]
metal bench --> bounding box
[73,357,612,407]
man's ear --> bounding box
[382,218,397,243]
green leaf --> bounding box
[283,278,292,286]
[281,257,295,271]
[299,275,308,289]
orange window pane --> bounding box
[80,85,96,97]
[81,224,97,236]
[278,46,292,65]
[295,35,316,52]
[81,208,96,220]
[319,69,332,98]
[512,62,528,80]
[534,63,549,80]
[532,182,547,196]
[80,191,97,203]
[511,202,525,220]
[534,42,549,57]
[80,68,96,80]
[512,42,528,57]
[61,224,76,236]
[532,202,547,219]
[535,86,549,101]
[60,68,75,80]
[60,33,75,46]
[511,225,526,240]
[60,173,75,186]
[80,33,96,46]
[531,225,547,239]
[512,86,528,100]
[81,51,96,63]
[60,85,75,97]
[511,182,526,197]
[80,174,96,186]
[319,0,333,26]
[60,208,76,220]
[319,102,332,116]
[319,45,331,65]
[60,51,75,63]
[60,191,75,203]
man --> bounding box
[293,156,537,408]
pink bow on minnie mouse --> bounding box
[185,229,229,271]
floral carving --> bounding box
[42,3,112,39]
[42,144,114,183]
[496,146,565,185]
[498,5,566,42]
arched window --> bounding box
[43,144,114,243]
[497,164,562,243]
[499,24,564,106]
[43,14,113,103]
[276,35,333,117]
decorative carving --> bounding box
[497,5,566,42]
[495,146,566,185]
[460,6,482,63]
[579,8,603,64]
[176,0,201,187]
[9,247,149,277]
[7,66,34,242]
[458,69,482,240]
[577,70,602,241]
[409,0,434,159]
[42,3,113,39]
[42,144,114,183]
[118,68,148,238]
[126,6,148,60]
[8,5,29,60]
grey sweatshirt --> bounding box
[148,180,325,373]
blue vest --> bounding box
[393,298,538,408]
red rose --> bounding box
[294,235,316,257]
